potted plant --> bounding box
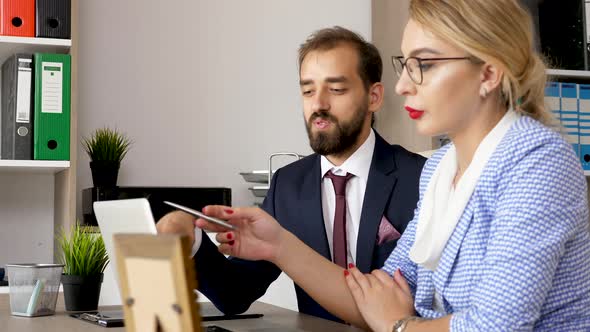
[82,127,132,188]
[57,224,109,311]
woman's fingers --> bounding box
[193,205,238,232]
[202,205,234,218]
[198,205,270,231]
[195,218,230,232]
[344,269,365,303]
[371,269,394,286]
[218,243,234,256]
[393,269,412,297]
[215,231,235,244]
[348,266,374,293]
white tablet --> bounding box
[93,198,158,263]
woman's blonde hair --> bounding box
[409,0,552,125]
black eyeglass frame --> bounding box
[391,56,475,85]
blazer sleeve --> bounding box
[451,137,589,331]
[193,169,283,315]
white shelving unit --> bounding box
[0,36,70,64]
[0,0,78,290]
[0,160,69,173]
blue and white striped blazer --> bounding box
[383,115,590,331]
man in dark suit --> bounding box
[157,26,425,322]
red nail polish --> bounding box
[224,209,234,215]
[227,233,233,240]
[348,263,354,269]
[399,269,404,277]
[229,240,235,245]
[344,270,349,276]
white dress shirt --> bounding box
[190,130,376,260]
[320,129,375,265]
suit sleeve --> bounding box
[193,169,283,315]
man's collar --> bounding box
[320,129,375,180]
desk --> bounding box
[0,294,361,331]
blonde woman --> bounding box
[196,0,590,331]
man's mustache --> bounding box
[309,112,337,124]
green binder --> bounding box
[33,53,71,161]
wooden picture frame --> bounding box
[113,234,201,332]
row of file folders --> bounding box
[0,0,70,39]
[545,82,590,170]
[0,53,71,161]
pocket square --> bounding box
[377,216,401,245]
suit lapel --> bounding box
[356,134,398,273]
[300,155,331,260]
[432,196,476,291]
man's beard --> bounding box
[305,105,368,156]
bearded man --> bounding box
[156,26,425,322]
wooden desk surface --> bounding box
[0,294,362,331]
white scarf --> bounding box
[409,110,519,270]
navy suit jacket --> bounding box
[194,132,425,322]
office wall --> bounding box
[78,0,371,310]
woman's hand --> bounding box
[345,267,415,332]
[196,205,288,264]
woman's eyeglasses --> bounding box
[391,56,474,85]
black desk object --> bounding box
[82,186,231,226]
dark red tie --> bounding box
[325,170,354,268]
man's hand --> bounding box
[156,211,197,247]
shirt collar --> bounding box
[320,129,375,180]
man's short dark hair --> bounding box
[298,26,383,91]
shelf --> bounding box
[0,160,69,174]
[0,36,71,47]
[0,36,71,64]
[546,69,590,79]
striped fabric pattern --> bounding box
[382,115,590,331]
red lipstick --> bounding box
[405,106,424,120]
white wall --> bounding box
[0,174,54,265]
[78,0,371,310]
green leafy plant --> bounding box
[57,224,109,276]
[82,127,132,162]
